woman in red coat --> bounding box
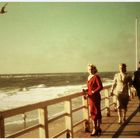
[83,64,103,136]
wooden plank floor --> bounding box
[74,97,140,138]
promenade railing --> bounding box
[0,84,113,138]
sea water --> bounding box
[0,72,115,110]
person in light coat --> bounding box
[110,63,132,124]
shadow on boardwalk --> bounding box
[112,107,139,138]
[75,97,140,138]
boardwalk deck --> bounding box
[74,97,140,138]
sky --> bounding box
[0,2,140,74]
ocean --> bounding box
[0,72,116,110]
[0,72,115,136]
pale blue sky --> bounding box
[0,2,140,73]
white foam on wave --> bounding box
[103,80,113,86]
[6,117,37,126]
[0,92,8,99]
[0,84,86,111]
[0,78,113,111]
[37,84,47,88]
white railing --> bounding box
[0,84,113,138]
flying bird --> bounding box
[0,3,8,14]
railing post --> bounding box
[38,107,49,138]
[0,113,5,138]
[104,89,110,117]
[64,100,73,138]
[82,94,90,132]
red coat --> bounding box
[87,74,103,121]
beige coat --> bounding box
[111,72,132,109]
[111,72,132,96]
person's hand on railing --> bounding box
[82,88,86,93]
[82,89,88,99]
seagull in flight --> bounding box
[0,3,8,14]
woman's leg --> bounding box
[118,108,122,123]
[122,109,126,122]
[91,119,97,134]
[89,98,97,134]
[97,119,101,130]
[122,96,128,122]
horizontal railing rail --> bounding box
[0,84,114,138]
